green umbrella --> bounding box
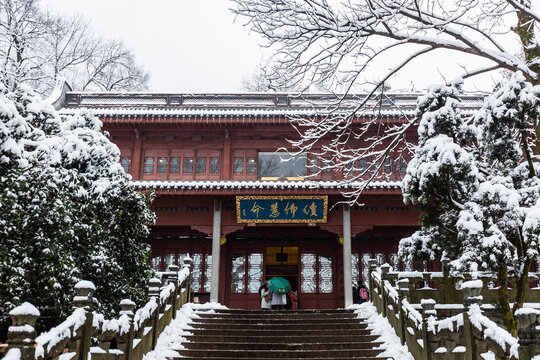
[267,277,291,294]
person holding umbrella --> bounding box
[267,277,291,310]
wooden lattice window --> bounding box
[300,253,333,294]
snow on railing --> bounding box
[401,299,423,330]
[427,313,463,334]
[178,265,190,284]
[159,283,176,304]
[468,304,519,358]
[35,308,87,359]
[2,259,193,360]
[133,298,158,332]
[367,259,540,360]
[3,349,21,360]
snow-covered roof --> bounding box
[130,180,402,193]
[56,91,485,120]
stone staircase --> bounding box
[173,309,390,359]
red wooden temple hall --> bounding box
[50,83,483,309]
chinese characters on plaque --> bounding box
[236,196,328,223]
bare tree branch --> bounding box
[232,0,539,202]
[0,0,149,95]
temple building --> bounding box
[51,84,483,309]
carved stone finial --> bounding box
[183,257,193,271]
[148,277,162,299]
[119,299,136,318]
[7,302,40,356]
[73,280,96,309]
[397,278,410,299]
[421,298,437,319]
[461,280,483,307]
[380,263,391,274]
[167,265,179,284]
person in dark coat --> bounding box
[356,281,369,304]
[353,283,360,304]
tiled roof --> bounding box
[131,180,402,191]
[57,92,485,119]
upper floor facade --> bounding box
[54,89,485,186]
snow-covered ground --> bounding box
[348,303,414,360]
[143,302,227,360]
[145,301,414,360]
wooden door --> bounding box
[265,246,299,293]
[299,248,338,309]
[225,244,264,309]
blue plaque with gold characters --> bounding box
[236,196,328,223]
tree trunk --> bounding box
[512,257,532,314]
[515,10,540,84]
[498,265,517,336]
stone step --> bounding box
[171,357,389,360]
[182,334,381,343]
[185,328,375,337]
[211,309,355,314]
[188,322,369,330]
[192,317,361,326]
[181,341,383,351]
[196,312,359,319]
[174,348,385,358]
[178,310,385,359]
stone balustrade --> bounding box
[375,267,540,305]
[1,258,193,360]
[368,259,540,360]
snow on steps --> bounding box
[143,303,413,360]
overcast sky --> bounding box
[42,0,267,93]
[41,0,507,93]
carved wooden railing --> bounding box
[368,259,540,360]
[2,259,192,360]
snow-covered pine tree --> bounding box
[0,84,78,334]
[0,84,155,339]
[399,79,478,266]
[456,72,540,334]
[400,73,540,335]
[56,109,156,316]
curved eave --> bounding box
[60,108,480,126]
[131,180,403,196]
[96,114,414,126]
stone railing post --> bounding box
[461,280,483,360]
[420,299,436,360]
[148,277,161,351]
[183,257,193,303]
[380,264,391,316]
[367,258,377,301]
[167,264,179,285]
[161,271,170,288]
[72,280,95,360]
[6,303,40,360]
[148,277,161,299]
[118,299,135,360]
[516,309,540,360]
[397,279,410,345]
[167,265,180,319]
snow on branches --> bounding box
[232,0,540,204]
[399,72,540,334]
[0,84,155,339]
[233,0,540,90]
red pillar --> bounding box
[222,128,231,180]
